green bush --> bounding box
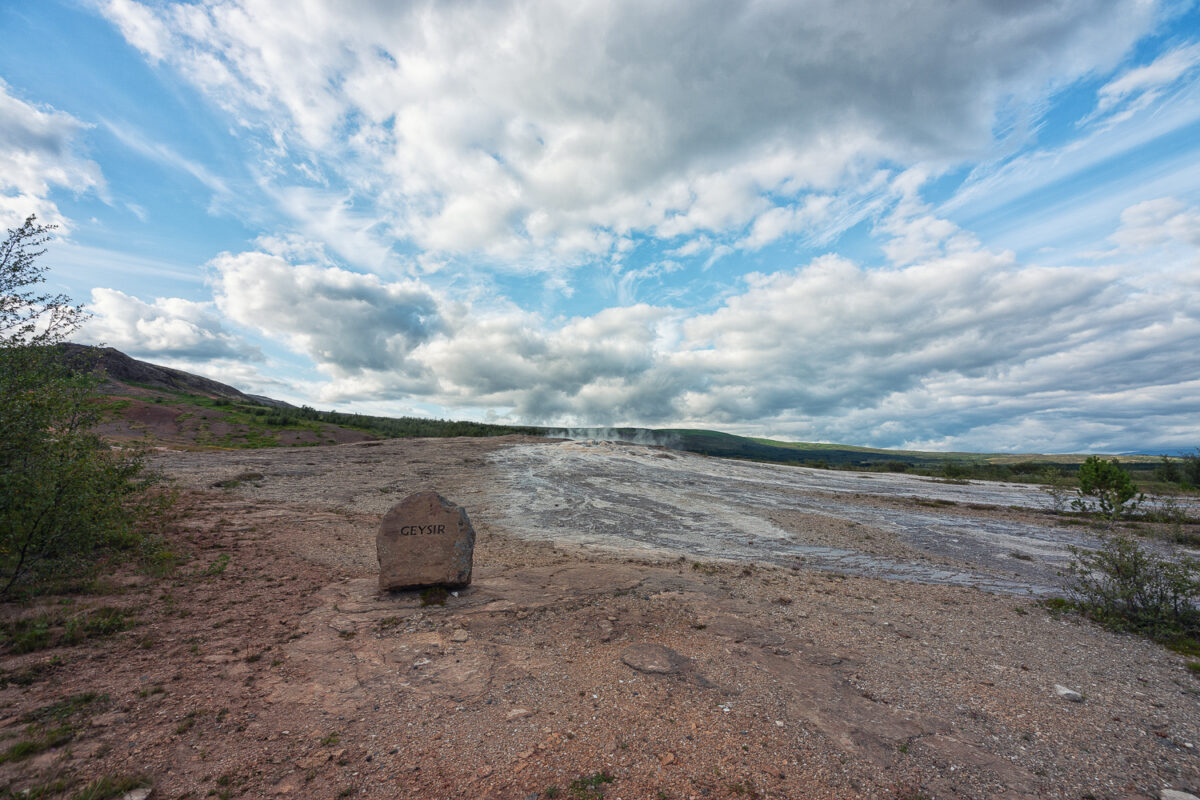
[1065,534,1200,641]
[1072,455,1141,518]
[0,216,159,597]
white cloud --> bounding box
[0,80,104,230]
[111,193,1200,452]
[199,200,1195,453]
[1091,41,1200,124]
[103,120,229,196]
[101,0,1159,267]
[81,287,258,360]
[1109,197,1200,252]
[210,251,444,378]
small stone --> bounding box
[296,751,330,770]
[1054,684,1084,703]
[118,790,152,800]
[377,492,475,592]
[659,752,676,765]
[506,707,533,720]
[1161,791,1200,800]
[621,643,686,674]
[450,629,469,643]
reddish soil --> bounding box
[95,396,374,448]
[1,438,1198,800]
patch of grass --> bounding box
[0,726,74,763]
[175,710,202,735]
[726,781,761,799]
[320,731,341,746]
[202,553,231,576]
[0,778,70,799]
[568,772,615,800]
[0,692,108,764]
[0,655,62,688]
[1,607,133,654]
[1041,597,1072,615]
[70,774,150,800]
[420,586,448,606]
[21,691,108,725]
[60,607,133,646]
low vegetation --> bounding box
[0,216,168,598]
[1063,534,1200,652]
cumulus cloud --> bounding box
[210,251,444,379]
[1109,197,1200,252]
[101,0,1157,266]
[0,80,104,230]
[81,288,259,361]
[198,200,1194,453]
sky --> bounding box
[2,0,1199,454]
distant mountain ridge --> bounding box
[61,344,294,409]
[62,345,1167,473]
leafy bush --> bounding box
[1065,534,1200,642]
[0,216,160,597]
[1071,455,1141,518]
[1182,449,1200,489]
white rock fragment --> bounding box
[1054,684,1084,702]
[1160,790,1200,800]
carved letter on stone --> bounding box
[377,492,475,592]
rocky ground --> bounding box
[1,436,1198,799]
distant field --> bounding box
[559,426,1172,484]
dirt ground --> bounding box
[1,437,1199,800]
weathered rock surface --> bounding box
[1054,684,1084,703]
[377,491,475,591]
[621,642,689,674]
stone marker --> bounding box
[377,492,475,592]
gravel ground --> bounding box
[0,436,1197,799]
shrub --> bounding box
[1065,534,1200,641]
[1072,456,1141,518]
[1183,449,1200,489]
[0,216,160,596]
[1155,455,1182,485]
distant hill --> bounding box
[61,344,293,408]
[60,344,541,449]
[550,426,1166,479]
